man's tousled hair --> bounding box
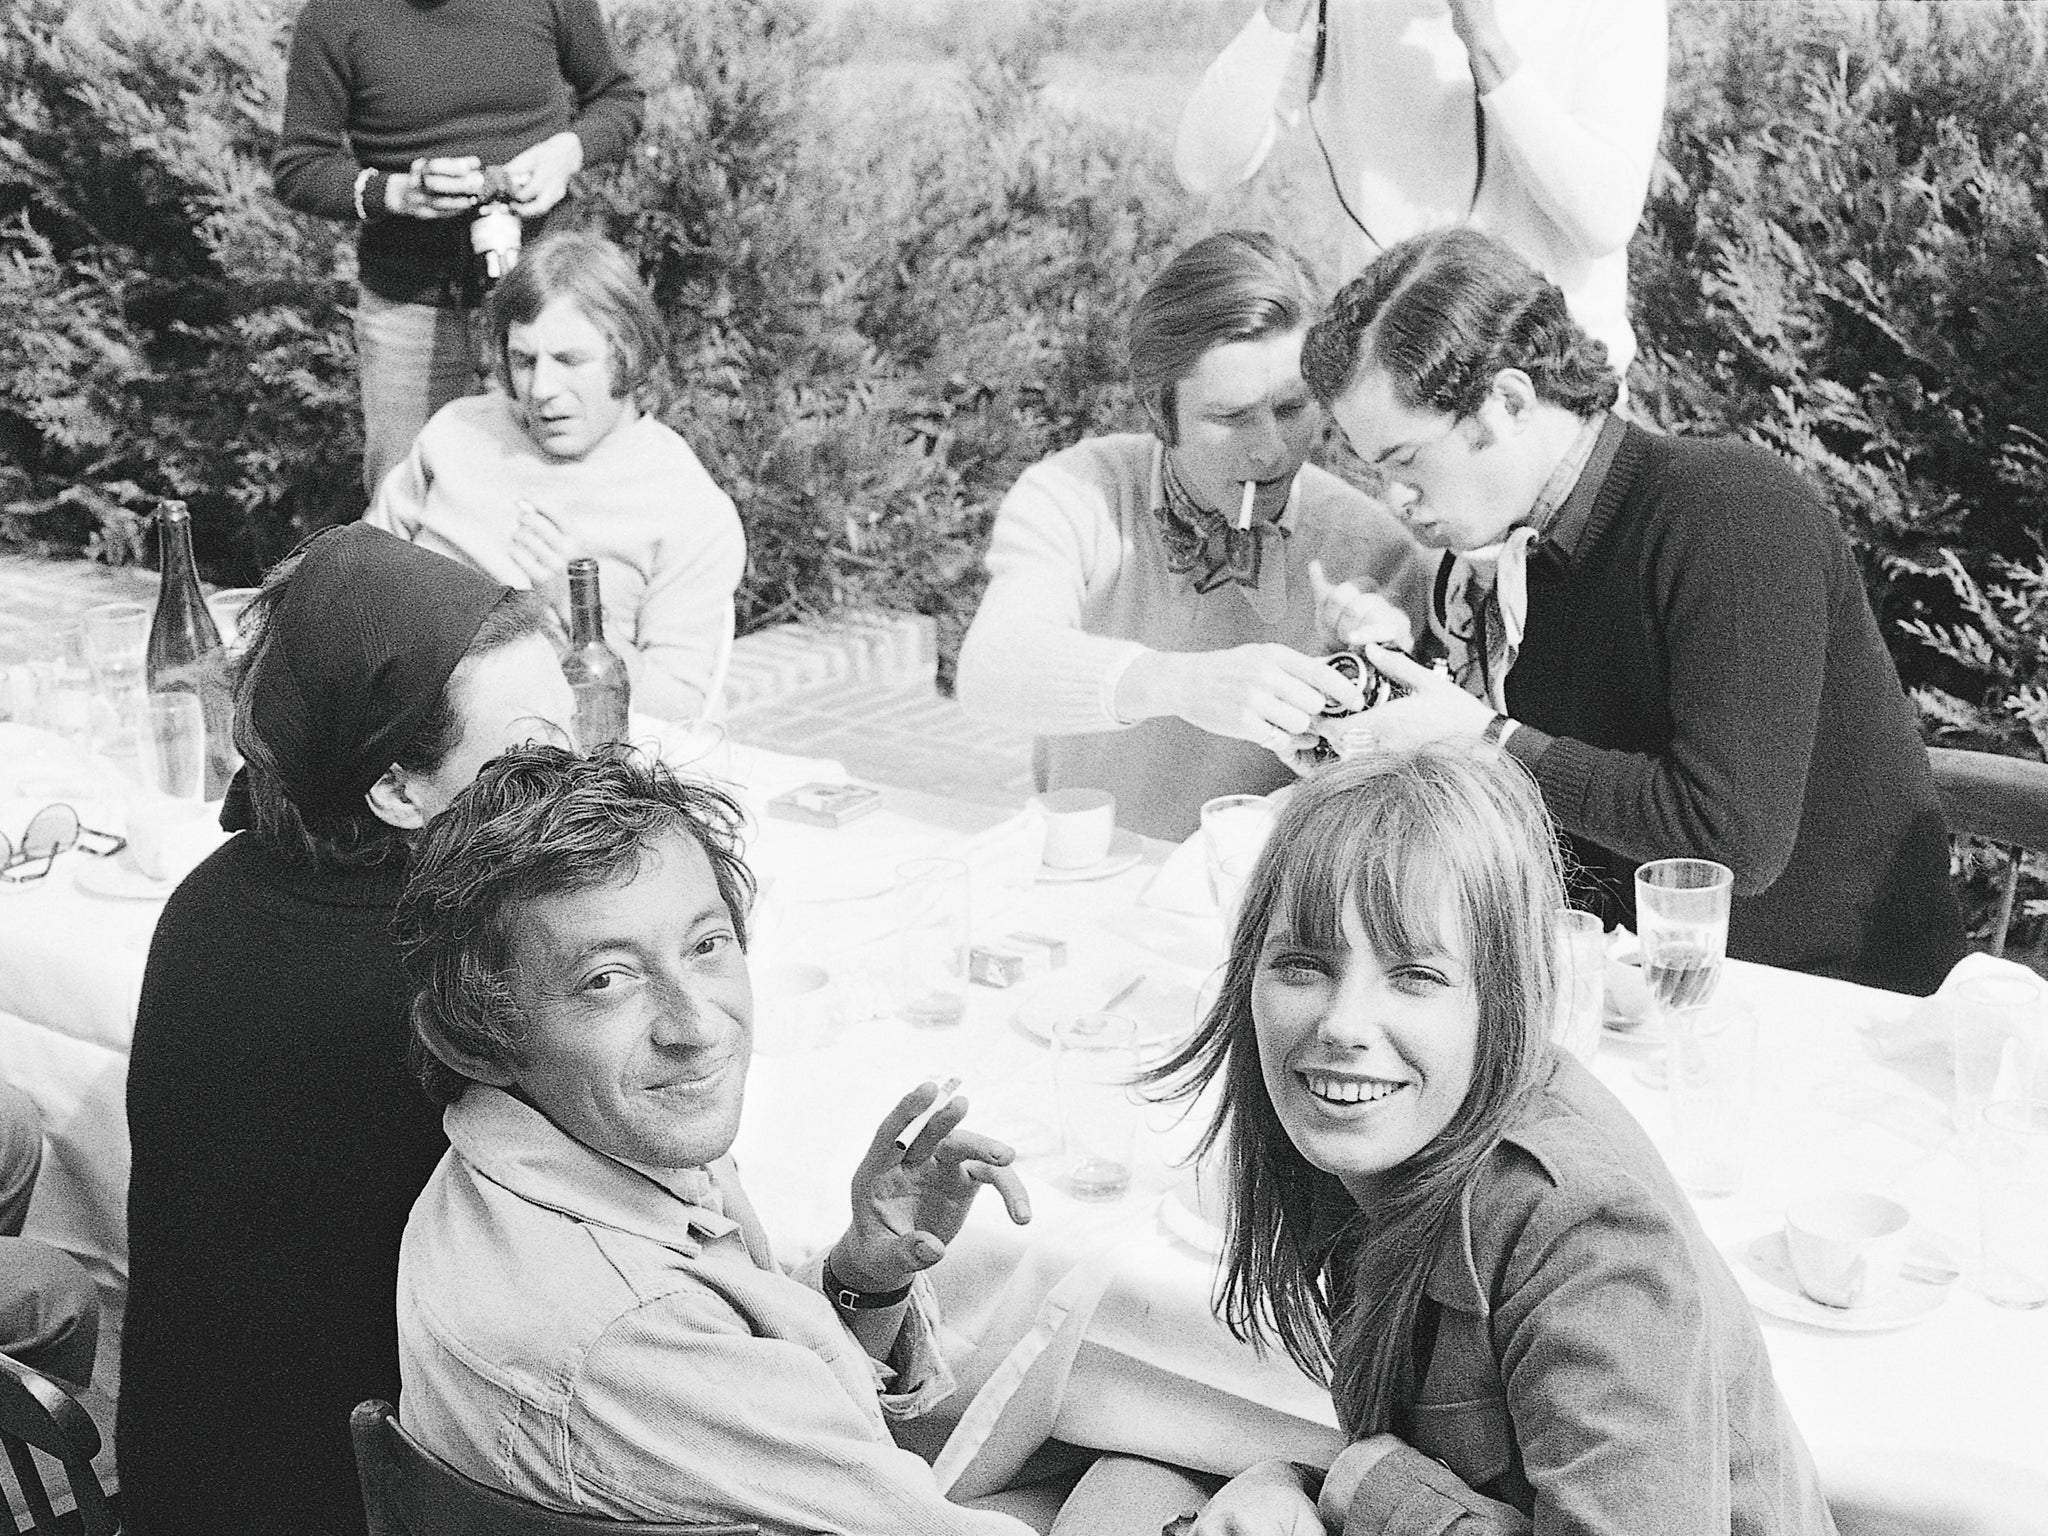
[1301,228,1618,419]
[396,744,755,1107]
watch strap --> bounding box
[1481,713,1513,748]
[822,1253,912,1311]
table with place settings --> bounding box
[2,717,2045,1531]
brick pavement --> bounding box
[0,552,1035,807]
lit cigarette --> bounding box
[894,1076,964,1152]
[1237,479,1256,531]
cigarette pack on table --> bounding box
[968,932,1069,988]
[765,782,883,829]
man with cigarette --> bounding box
[392,745,1181,1531]
[956,230,1432,841]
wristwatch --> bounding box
[822,1253,913,1311]
[1481,713,1514,748]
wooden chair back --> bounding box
[0,1352,116,1536]
[351,1401,759,1536]
[1929,746,2048,956]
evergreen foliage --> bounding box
[2,0,2044,809]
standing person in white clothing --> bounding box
[1174,0,1668,378]
[956,231,1431,842]
[367,232,746,721]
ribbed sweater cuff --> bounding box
[959,626,1146,737]
[1531,732,1598,825]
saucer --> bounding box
[1732,1230,1956,1333]
[1036,830,1144,884]
[73,852,177,901]
[1012,967,1202,1049]
[1158,1182,1222,1256]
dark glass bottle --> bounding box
[562,558,630,748]
[144,499,237,798]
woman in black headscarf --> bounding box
[120,524,573,1536]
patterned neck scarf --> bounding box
[1436,415,1605,712]
[1152,446,1292,596]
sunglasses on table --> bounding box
[1,805,128,883]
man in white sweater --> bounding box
[1175,0,1668,378]
[367,232,745,721]
[956,231,1431,841]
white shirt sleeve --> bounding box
[1173,9,1315,195]
[955,460,1147,737]
[1480,0,1669,258]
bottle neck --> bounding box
[158,509,199,590]
[568,566,606,645]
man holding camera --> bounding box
[1301,228,1964,994]
[956,230,1431,842]
[273,0,644,496]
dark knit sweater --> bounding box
[1504,422,1964,995]
[272,0,643,306]
[121,835,447,1536]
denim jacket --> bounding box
[395,1088,1033,1534]
[1335,1055,1838,1536]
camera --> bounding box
[1317,650,1390,719]
[469,165,522,282]
[1301,651,1392,767]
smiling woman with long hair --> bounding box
[1150,747,1838,1536]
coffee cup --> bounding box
[1783,1191,1910,1308]
[1031,788,1116,871]
[125,794,222,883]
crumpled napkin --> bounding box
[1872,950,2046,1064]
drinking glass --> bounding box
[1979,1097,2048,1309]
[1200,793,1276,940]
[81,601,150,749]
[137,693,206,802]
[1633,858,1733,1087]
[1550,909,1606,1064]
[895,857,969,1028]
[1949,975,2045,1146]
[1665,996,1757,1196]
[1053,1011,1142,1200]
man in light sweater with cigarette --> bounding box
[956,231,1431,841]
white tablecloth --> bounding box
[1,733,2044,1531]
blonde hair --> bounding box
[1149,746,1565,1434]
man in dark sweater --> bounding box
[273,0,644,496]
[1296,228,1964,995]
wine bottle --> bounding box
[562,558,631,748]
[144,500,237,798]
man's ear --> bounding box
[410,997,519,1090]
[366,764,430,830]
[1487,367,1539,425]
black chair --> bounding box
[1929,746,2048,956]
[351,1401,759,1536]
[0,1352,115,1536]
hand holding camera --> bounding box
[383,156,486,220]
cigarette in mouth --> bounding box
[1237,480,1257,531]
[894,1076,964,1152]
